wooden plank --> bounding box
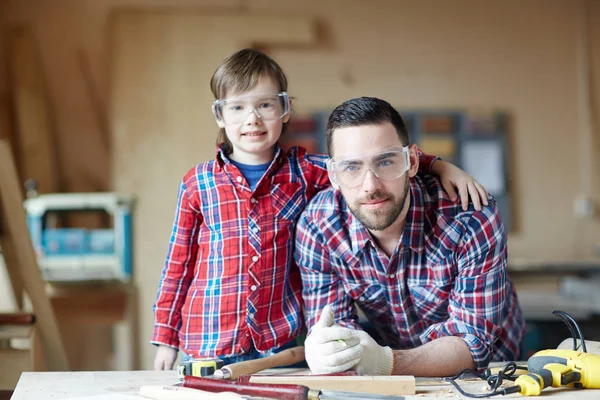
[0,140,69,371]
[0,348,31,390]
[1,214,24,309]
[0,324,34,341]
[7,26,60,194]
[0,97,24,308]
[0,96,16,164]
[245,375,416,395]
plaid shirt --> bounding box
[152,145,438,358]
[296,174,524,369]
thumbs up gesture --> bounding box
[304,305,363,374]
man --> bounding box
[295,97,524,377]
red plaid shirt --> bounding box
[152,145,438,358]
[296,175,524,368]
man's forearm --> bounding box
[391,336,475,377]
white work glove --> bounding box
[153,345,177,370]
[304,305,362,374]
[352,329,394,376]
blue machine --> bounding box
[24,193,134,282]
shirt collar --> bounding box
[348,178,425,255]
[216,143,286,171]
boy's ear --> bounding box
[212,104,225,128]
[282,97,293,123]
[408,144,419,178]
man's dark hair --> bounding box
[325,97,409,156]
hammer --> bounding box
[212,346,306,380]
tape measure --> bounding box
[177,357,224,380]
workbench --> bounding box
[10,369,600,399]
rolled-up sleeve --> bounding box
[416,148,440,174]
[418,204,507,369]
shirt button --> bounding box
[252,256,258,262]
[359,296,365,302]
[250,285,257,291]
[394,303,401,308]
[389,273,396,279]
[236,176,242,183]
[252,227,259,233]
[250,198,257,203]
[249,313,255,318]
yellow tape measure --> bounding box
[177,358,225,380]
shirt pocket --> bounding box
[407,274,453,323]
[270,182,304,221]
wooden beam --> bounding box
[0,140,69,371]
[0,97,24,309]
[7,26,61,194]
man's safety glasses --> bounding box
[326,146,411,188]
[212,92,290,125]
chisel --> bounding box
[183,376,407,400]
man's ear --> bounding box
[327,169,340,190]
[408,144,419,178]
[212,104,225,128]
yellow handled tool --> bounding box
[515,349,600,396]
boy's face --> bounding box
[217,77,289,165]
[330,123,419,232]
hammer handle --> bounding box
[222,346,305,380]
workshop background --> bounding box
[0,0,599,376]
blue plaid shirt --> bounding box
[295,174,524,368]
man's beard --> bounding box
[349,179,410,231]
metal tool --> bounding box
[183,376,407,400]
[318,390,405,400]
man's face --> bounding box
[330,123,419,231]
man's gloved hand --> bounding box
[153,345,177,370]
[352,329,394,376]
[304,305,362,374]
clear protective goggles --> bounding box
[326,146,411,188]
[212,92,290,125]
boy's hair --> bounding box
[210,49,289,155]
[325,97,409,157]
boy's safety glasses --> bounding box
[213,92,290,125]
[327,146,411,188]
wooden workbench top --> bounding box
[11,369,600,399]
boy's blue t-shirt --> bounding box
[230,159,270,190]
